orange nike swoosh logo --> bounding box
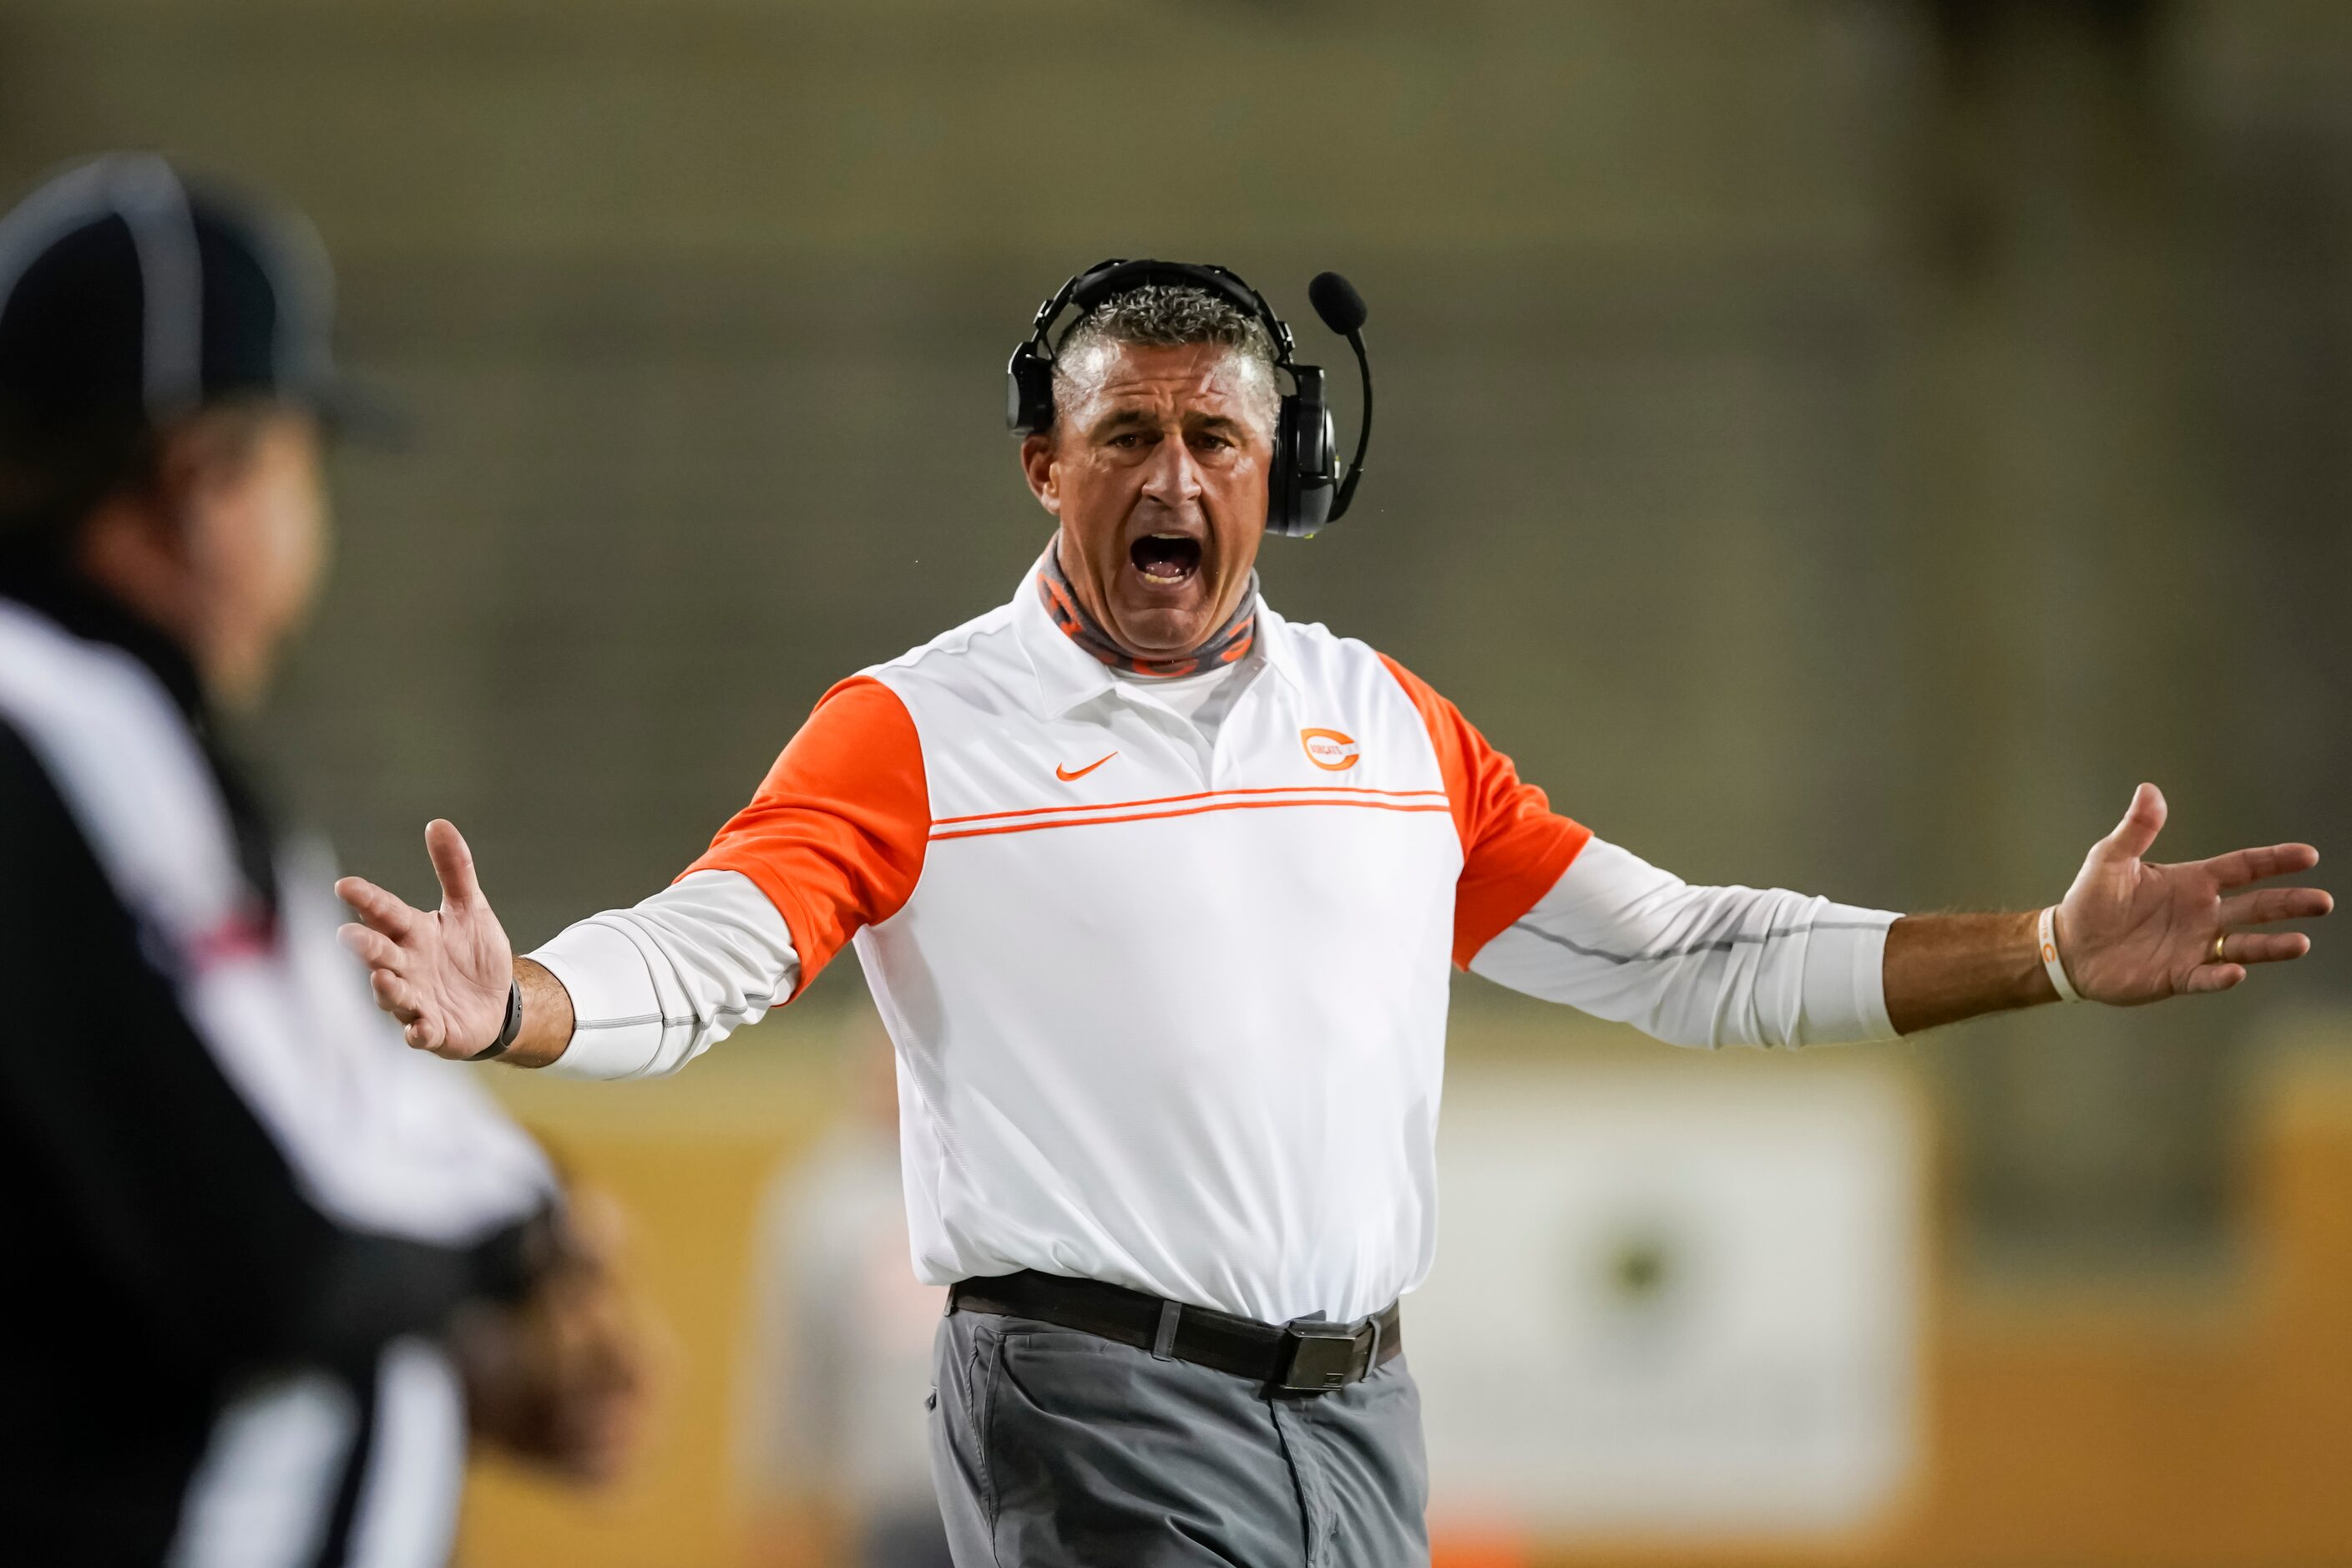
[1056,752,1117,781]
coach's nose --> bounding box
[1137,429,1206,513]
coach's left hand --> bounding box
[1884,783,2329,1034]
[2052,783,2329,1003]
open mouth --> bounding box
[1130,533,1203,587]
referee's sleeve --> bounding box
[0,722,541,1381]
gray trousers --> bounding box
[928,1307,1429,1567]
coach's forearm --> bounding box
[1881,911,2058,1034]
[498,958,577,1069]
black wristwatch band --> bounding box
[476,980,524,1060]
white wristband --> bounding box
[2038,904,2085,1004]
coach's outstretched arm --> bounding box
[1474,782,2329,1045]
[341,681,920,1074]
[339,817,811,1073]
[1876,783,2326,1033]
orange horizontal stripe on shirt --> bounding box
[933,783,1450,829]
[930,795,1454,842]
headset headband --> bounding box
[1023,257,1297,369]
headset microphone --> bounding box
[1007,258,1375,539]
[1306,271,1373,526]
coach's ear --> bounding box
[1020,431,1062,517]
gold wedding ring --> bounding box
[2214,933,2229,964]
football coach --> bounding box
[340,259,2331,1565]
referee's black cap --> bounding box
[0,154,398,438]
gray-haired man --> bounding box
[339,259,2328,1565]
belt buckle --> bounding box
[1272,1318,1373,1395]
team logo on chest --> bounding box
[1299,728,1361,771]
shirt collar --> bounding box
[0,549,209,723]
[0,549,282,913]
[1011,551,1300,720]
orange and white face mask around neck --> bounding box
[1034,547,1257,679]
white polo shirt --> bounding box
[535,563,1897,1324]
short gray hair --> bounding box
[1050,284,1280,430]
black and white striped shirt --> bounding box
[0,571,555,1568]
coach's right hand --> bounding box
[337,819,517,1060]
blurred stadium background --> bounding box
[6,0,2349,1562]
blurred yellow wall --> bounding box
[454,1016,2352,1568]
[460,1043,839,1568]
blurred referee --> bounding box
[0,156,642,1567]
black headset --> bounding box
[1005,258,1373,539]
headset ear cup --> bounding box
[1006,344,1056,434]
[1267,372,1336,539]
[1267,393,1302,537]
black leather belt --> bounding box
[948,1270,1401,1396]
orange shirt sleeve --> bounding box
[678,675,929,992]
[1379,653,1593,969]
